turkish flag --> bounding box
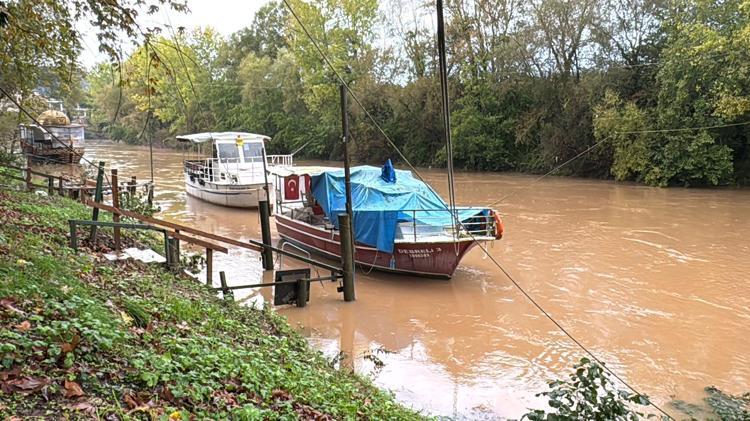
[285,175,300,200]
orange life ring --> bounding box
[492,210,504,239]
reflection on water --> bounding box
[84,140,750,419]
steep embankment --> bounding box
[0,189,421,419]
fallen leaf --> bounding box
[123,393,139,409]
[0,297,23,315]
[5,376,49,393]
[64,380,85,398]
[61,335,81,354]
[66,401,96,414]
[169,410,181,420]
[0,367,21,381]
[15,320,31,332]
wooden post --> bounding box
[220,271,233,301]
[88,161,105,244]
[167,238,179,271]
[47,176,54,195]
[111,169,121,250]
[24,167,31,191]
[206,248,213,286]
[57,176,64,196]
[259,200,274,270]
[127,176,136,207]
[69,220,78,251]
[296,279,308,308]
[338,213,356,302]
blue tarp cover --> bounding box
[311,165,487,253]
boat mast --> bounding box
[436,0,458,237]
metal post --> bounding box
[259,200,274,270]
[88,161,105,244]
[206,248,213,286]
[339,84,354,222]
[296,279,308,308]
[111,169,121,250]
[47,176,54,195]
[338,213,356,302]
[436,0,458,238]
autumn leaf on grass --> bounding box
[64,380,85,398]
[61,335,81,354]
[15,320,31,332]
[4,376,49,393]
[66,401,96,415]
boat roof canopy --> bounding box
[175,132,270,144]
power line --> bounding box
[487,119,750,207]
[280,0,424,181]
[0,86,109,182]
[280,1,675,417]
[454,218,675,419]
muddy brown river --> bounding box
[81,140,749,419]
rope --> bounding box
[454,218,675,419]
[487,118,750,208]
[280,0,425,182]
[0,86,111,184]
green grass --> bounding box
[0,189,423,419]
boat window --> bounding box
[217,143,240,161]
[242,143,264,163]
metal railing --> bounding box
[266,154,293,167]
[399,208,498,242]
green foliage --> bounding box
[79,0,750,186]
[522,358,653,421]
[0,190,421,419]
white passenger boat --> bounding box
[176,132,292,208]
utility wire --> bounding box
[487,119,750,207]
[280,0,425,181]
[0,86,109,182]
[454,218,675,419]
[280,2,678,417]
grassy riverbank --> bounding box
[0,189,422,419]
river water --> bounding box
[82,140,749,419]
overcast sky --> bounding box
[79,0,271,68]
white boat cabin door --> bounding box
[212,138,267,185]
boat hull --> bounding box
[185,176,270,208]
[275,214,477,278]
[23,145,84,164]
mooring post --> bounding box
[69,220,78,252]
[47,176,54,195]
[111,169,121,250]
[167,237,179,271]
[338,213,356,302]
[206,247,213,286]
[259,199,274,270]
[220,271,233,301]
[296,278,308,308]
[88,161,105,244]
[24,167,31,191]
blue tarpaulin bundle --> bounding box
[311,164,488,253]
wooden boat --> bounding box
[19,110,85,164]
[176,132,292,208]
[270,162,503,278]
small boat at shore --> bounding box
[270,161,503,278]
[19,110,85,164]
[176,132,292,208]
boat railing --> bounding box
[266,154,293,167]
[402,208,497,242]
